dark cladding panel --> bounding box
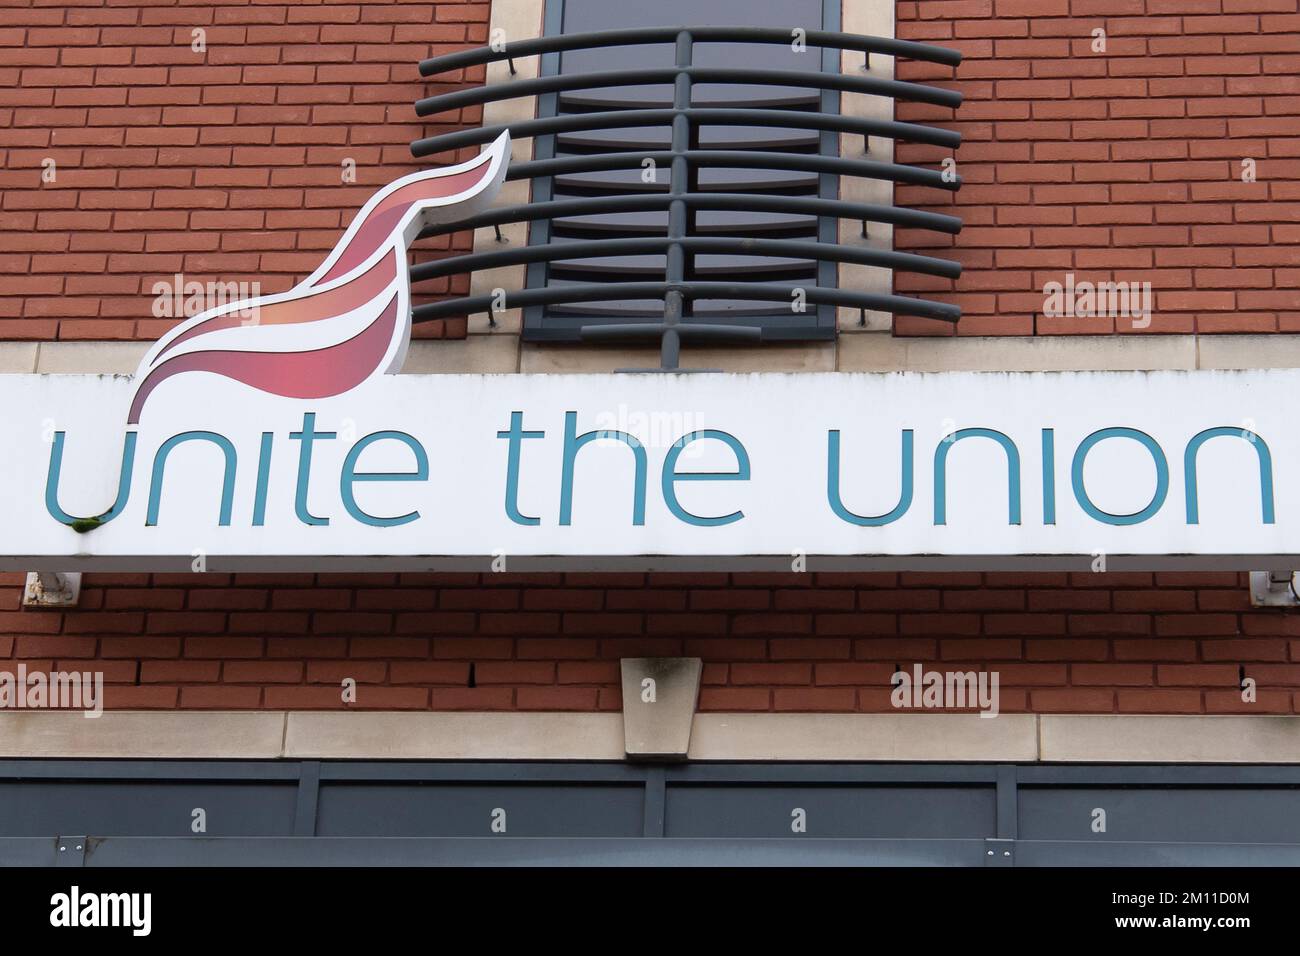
[5,763,1300,865]
[1019,787,1300,845]
[0,781,297,837]
[315,783,645,837]
[664,784,997,838]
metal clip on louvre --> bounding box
[409,25,963,371]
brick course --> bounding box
[2,1,1296,338]
[2,570,1297,714]
[0,0,492,341]
[894,0,1300,335]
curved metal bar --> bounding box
[417,26,962,77]
[510,149,960,190]
[580,323,763,343]
[416,192,962,239]
[412,282,960,323]
[412,107,961,158]
[690,109,958,149]
[551,259,817,282]
[413,109,667,158]
[686,282,956,321]
[410,236,960,283]
[415,65,959,117]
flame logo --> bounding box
[127,132,511,424]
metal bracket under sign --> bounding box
[1249,571,1299,607]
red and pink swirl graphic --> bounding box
[127,133,510,424]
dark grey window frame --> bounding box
[520,0,843,343]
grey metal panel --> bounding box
[0,836,990,867]
[11,834,1300,867]
[643,767,666,837]
[315,783,645,837]
[668,763,1000,784]
[1018,765,1300,785]
[293,761,320,836]
[0,838,63,866]
[0,781,297,837]
[1019,786,1300,844]
[0,759,303,781]
[4,760,1300,866]
[664,785,997,838]
[315,761,646,783]
[996,765,1018,840]
[1014,840,1300,867]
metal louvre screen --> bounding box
[524,0,841,342]
[409,15,964,369]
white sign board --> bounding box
[0,369,1292,571]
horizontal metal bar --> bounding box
[4,552,1292,573]
[0,760,306,782]
[1015,764,1300,786]
[410,237,960,283]
[666,763,1004,784]
[314,762,649,783]
[1013,840,1300,867]
[412,107,961,159]
[0,761,1292,789]
[602,109,957,147]
[522,323,838,343]
[580,322,764,343]
[511,148,960,190]
[418,26,963,77]
[0,759,1017,786]
[16,834,1300,867]
[680,282,958,320]
[2,760,1295,787]
[411,109,662,157]
[550,262,819,283]
[411,281,959,323]
[417,193,962,239]
[415,66,959,117]
[0,836,991,867]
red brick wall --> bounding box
[5,0,1296,341]
[2,571,1297,714]
[0,0,491,342]
[895,0,1300,335]
[2,2,1298,718]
